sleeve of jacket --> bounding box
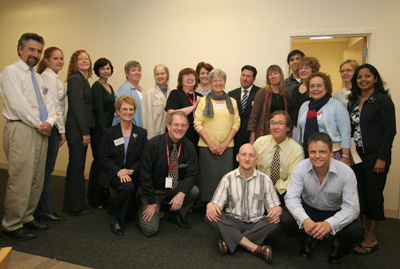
[99,127,122,181]
[378,95,396,161]
[175,140,198,195]
[247,90,265,132]
[67,75,90,135]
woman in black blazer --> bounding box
[64,50,95,215]
[349,64,396,255]
[99,95,147,235]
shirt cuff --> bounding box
[325,217,339,235]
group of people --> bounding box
[0,33,396,265]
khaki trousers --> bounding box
[2,121,48,231]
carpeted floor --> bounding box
[0,169,399,268]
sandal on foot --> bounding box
[253,245,272,263]
[218,239,228,254]
[353,243,378,255]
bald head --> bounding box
[236,143,258,172]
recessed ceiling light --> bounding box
[309,36,333,40]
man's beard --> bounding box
[26,55,38,68]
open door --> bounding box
[290,34,370,94]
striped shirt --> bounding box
[211,168,280,223]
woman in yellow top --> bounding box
[194,69,240,203]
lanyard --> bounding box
[166,133,182,173]
[183,89,196,105]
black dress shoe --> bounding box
[2,228,36,240]
[36,213,65,221]
[328,237,343,264]
[24,220,49,231]
[68,209,93,216]
[168,212,190,229]
[111,222,124,236]
[300,236,316,260]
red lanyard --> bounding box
[166,133,182,173]
[183,89,196,105]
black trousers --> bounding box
[109,176,136,223]
[281,202,363,254]
[64,126,94,212]
[352,147,390,221]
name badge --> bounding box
[165,177,173,188]
[253,193,263,200]
[178,163,188,168]
[155,91,164,100]
[43,87,49,95]
[216,103,226,109]
[114,137,124,146]
[317,111,323,120]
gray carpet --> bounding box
[0,170,399,268]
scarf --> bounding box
[203,91,234,118]
[303,94,331,153]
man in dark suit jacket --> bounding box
[138,111,199,237]
[99,122,147,235]
[229,65,260,168]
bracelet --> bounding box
[342,154,350,159]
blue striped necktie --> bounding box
[30,68,48,122]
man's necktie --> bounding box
[270,145,280,185]
[30,68,48,122]
[241,89,248,113]
[169,143,179,190]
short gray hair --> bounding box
[154,64,169,82]
[208,68,226,82]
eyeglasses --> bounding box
[182,74,195,79]
[339,69,354,74]
[121,108,135,112]
[270,122,286,126]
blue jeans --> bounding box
[36,126,61,215]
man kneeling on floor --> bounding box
[205,143,282,263]
[138,111,199,236]
[281,132,364,264]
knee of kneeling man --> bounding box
[141,226,159,237]
[190,186,200,198]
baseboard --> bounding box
[385,209,399,219]
[0,163,89,179]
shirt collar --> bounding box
[234,167,258,181]
[44,67,59,78]
[125,80,142,91]
[270,135,290,151]
[305,158,337,176]
[17,58,30,71]
[241,85,254,92]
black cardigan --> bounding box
[348,90,396,161]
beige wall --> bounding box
[0,0,399,218]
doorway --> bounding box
[290,34,369,94]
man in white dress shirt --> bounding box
[0,33,56,240]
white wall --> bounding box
[0,0,399,217]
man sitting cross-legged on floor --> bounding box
[205,143,282,263]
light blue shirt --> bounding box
[112,80,143,127]
[297,98,351,149]
[285,158,360,235]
